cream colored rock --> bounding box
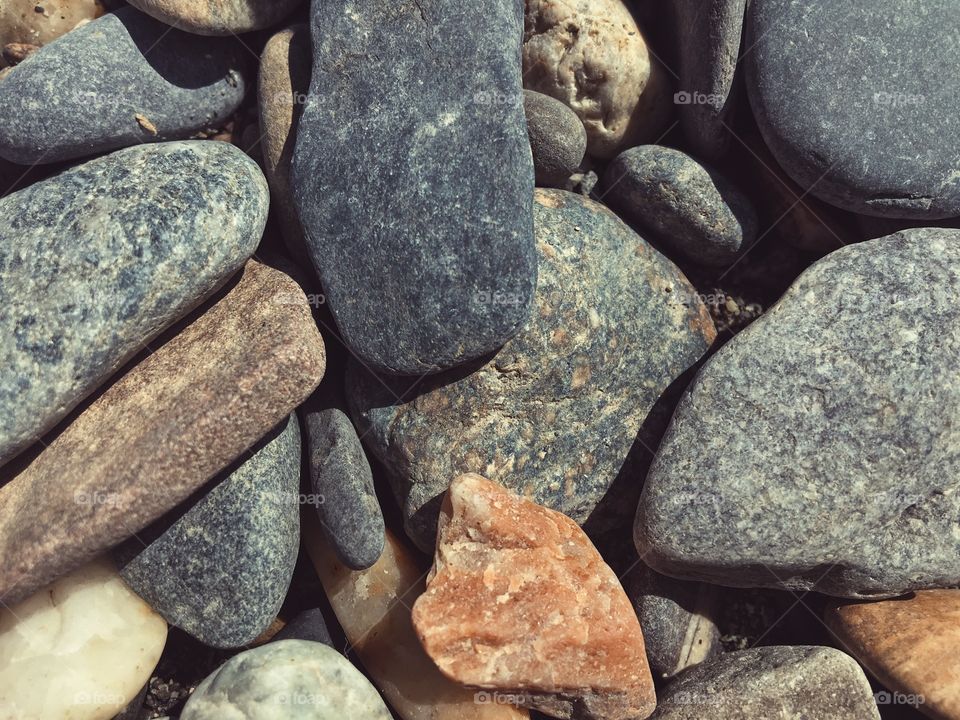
[128,0,302,36]
[0,0,105,68]
[522,0,671,159]
[0,557,167,720]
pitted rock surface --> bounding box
[129,0,302,36]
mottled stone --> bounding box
[304,406,384,571]
[117,415,301,648]
[292,0,536,375]
[651,646,880,719]
[0,0,104,67]
[129,0,301,36]
[413,474,657,720]
[524,90,587,188]
[272,609,333,647]
[522,0,671,159]
[0,261,326,605]
[0,557,167,720]
[827,590,960,719]
[746,0,960,219]
[349,189,715,552]
[604,145,758,266]
[0,140,267,466]
[0,7,248,164]
[636,229,960,598]
[304,519,530,720]
[180,640,391,719]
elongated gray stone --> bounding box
[291,0,536,375]
[0,140,267,466]
[0,7,248,164]
[636,228,960,598]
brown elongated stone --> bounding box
[0,261,325,604]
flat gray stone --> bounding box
[636,229,960,598]
[117,415,301,648]
[523,90,587,188]
[0,7,248,164]
[291,0,536,375]
[0,140,267,466]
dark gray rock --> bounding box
[604,145,758,266]
[0,140,266,466]
[273,608,333,647]
[291,0,536,375]
[651,646,880,719]
[745,0,960,219]
[304,406,384,570]
[0,7,248,164]
[523,90,587,188]
[348,189,716,552]
[635,229,960,598]
[117,416,301,648]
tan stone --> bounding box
[827,590,960,720]
[0,0,104,68]
[303,515,529,720]
[0,261,325,605]
[128,0,301,36]
[412,474,657,720]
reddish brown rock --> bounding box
[0,261,325,604]
[412,473,657,720]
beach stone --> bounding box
[746,0,960,219]
[412,474,657,720]
[827,590,960,718]
[603,144,758,266]
[0,557,167,720]
[0,140,267,467]
[524,90,587,188]
[304,406,384,571]
[651,646,880,719]
[117,415,301,648]
[129,0,301,36]
[0,7,248,164]
[272,609,333,647]
[522,0,671,159]
[635,228,960,598]
[0,260,326,605]
[0,0,105,67]
[180,640,391,720]
[349,189,715,552]
[292,0,536,376]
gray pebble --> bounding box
[523,89,587,188]
[272,608,333,647]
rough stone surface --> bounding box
[117,415,301,649]
[635,229,960,598]
[292,0,536,375]
[0,7,248,164]
[522,0,671,159]
[746,0,960,219]
[827,590,960,719]
[272,609,333,647]
[0,140,267,467]
[524,90,587,188]
[304,406,384,571]
[0,260,326,605]
[0,557,167,720]
[412,474,657,720]
[129,0,301,36]
[604,144,758,266]
[180,640,391,720]
[349,189,715,552]
[650,646,880,719]
[0,0,104,67]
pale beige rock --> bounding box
[128,0,302,36]
[522,0,671,159]
[412,474,657,720]
[0,557,167,720]
[0,0,105,68]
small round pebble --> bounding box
[523,90,587,188]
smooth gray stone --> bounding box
[272,609,333,647]
[636,229,960,598]
[650,646,880,719]
[0,140,266,466]
[0,6,248,164]
[291,0,536,375]
[523,90,587,188]
[117,416,301,649]
[745,0,960,219]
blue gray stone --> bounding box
[272,609,333,647]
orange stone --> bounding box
[412,473,657,720]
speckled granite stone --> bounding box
[636,229,960,598]
[291,0,536,375]
[349,189,715,552]
[117,415,301,648]
[129,0,301,36]
[0,140,267,467]
[0,7,248,164]
[745,0,960,219]
[524,90,587,188]
[650,646,880,719]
